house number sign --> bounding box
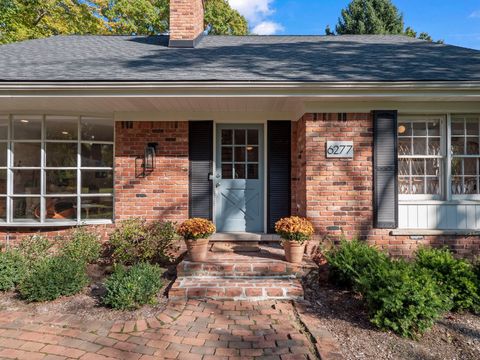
[326,141,354,158]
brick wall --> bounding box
[115,121,189,222]
[293,113,480,257]
[169,0,205,41]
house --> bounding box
[0,0,480,258]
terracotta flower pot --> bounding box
[283,240,306,264]
[185,238,210,262]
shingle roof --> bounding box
[0,34,479,82]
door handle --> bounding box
[216,182,221,188]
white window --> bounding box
[0,115,114,225]
[451,116,480,199]
[398,116,445,200]
[398,114,480,202]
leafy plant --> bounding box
[102,262,164,310]
[109,218,178,265]
[0,250,27,291]
[325,239,390,288]
[415,247,480,313]
[17,235,53,263]
[60,227,101,264]
[359,259,449,339]
[18,255,88,302]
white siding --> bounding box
[399,203,480,229]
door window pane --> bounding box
[247,164,259,179]
[234,147,246,162]
[0,117,8,140]
[221,164,233,179]
[247,130,259,145]
[221,130,233,145]
[81,143,113,167]
[81,197,113,220]
[46,170,77,194]
[46,116,78,140]
[81,170,113,194]
[46,143,77,167]
[13,116,42,139]
[13,143,41,167]
[81,118,113,141]
[14,170,40,194]
[0,142,6,166]
[247,146,258,162]
[234,164,246,179]
[222,147,232,162]
[45,197,76,221]
[234,130,246,145]
[13,197,40,222]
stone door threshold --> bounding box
[211,232,281,242]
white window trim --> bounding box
[0,114,114,227]
[398,115,446,201]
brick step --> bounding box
[169,277,304,300]
[178,247,315,278]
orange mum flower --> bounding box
[177,218,216,240]
[275,216,314,243]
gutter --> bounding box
[0,81,479,99]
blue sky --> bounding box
[228,0,480,49]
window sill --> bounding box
[391,229,480,236]
[399,200,480,205]
[0,220,113,228]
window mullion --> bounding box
[7,115,12,223]
[40,115,45,223]
[446,114,452,201]
[77,117,81,224]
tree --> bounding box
[204,0,248,35]
[335,0,404,35]
[0,0,105,44]
[0,0,248,45]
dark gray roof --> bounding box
[0,34,479,82]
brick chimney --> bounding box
[169,0,205,48]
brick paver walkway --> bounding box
[0,300,327,360]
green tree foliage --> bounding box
[204,0,248,35]
[0,0,248,44]
[0,0,105,44]
[335,0,404,35]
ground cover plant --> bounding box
[325,240,479,339]
[0,249,26,291]
[102,262,164,310]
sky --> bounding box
[228,0,480,50]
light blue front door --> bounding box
[215,124,264,232]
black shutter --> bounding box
[267,121,291,233]
[189,121,213,220]
[373,111,398,228]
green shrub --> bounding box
[102,262,164,310]
[109,219,177,265]
[18,256,88,302]
[17,235,53,263]
[359,260,449,339]
[60,227,101,264]
[0,250,27,291]
[415,247,480,313]
[325,239,390,288]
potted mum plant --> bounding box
[177,218,216,262]
[275,216,314,264]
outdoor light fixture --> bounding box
[398,125,406,134]
[144,143,158,173]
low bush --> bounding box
[415,247,480,313]
[358,259,449,339]
[0,250,27,291]
[325,239,390,288]
[60,227,101,264]
[102,262,164,310]
[109,218,178,265]
[18,256,88,302]
[17,235,53,263]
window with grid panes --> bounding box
[0,115,113,225]
[398,117,444,199]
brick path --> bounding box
[0,299,337,360]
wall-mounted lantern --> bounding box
[136,142,158,178]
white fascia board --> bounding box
[0,81,479,98]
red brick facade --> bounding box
[114,121,189,222]
[292,113,480,257]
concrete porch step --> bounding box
[210,232,282,242]
[169,277,304,301]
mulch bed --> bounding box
[303,270,480,360]
[0,261,177,322]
